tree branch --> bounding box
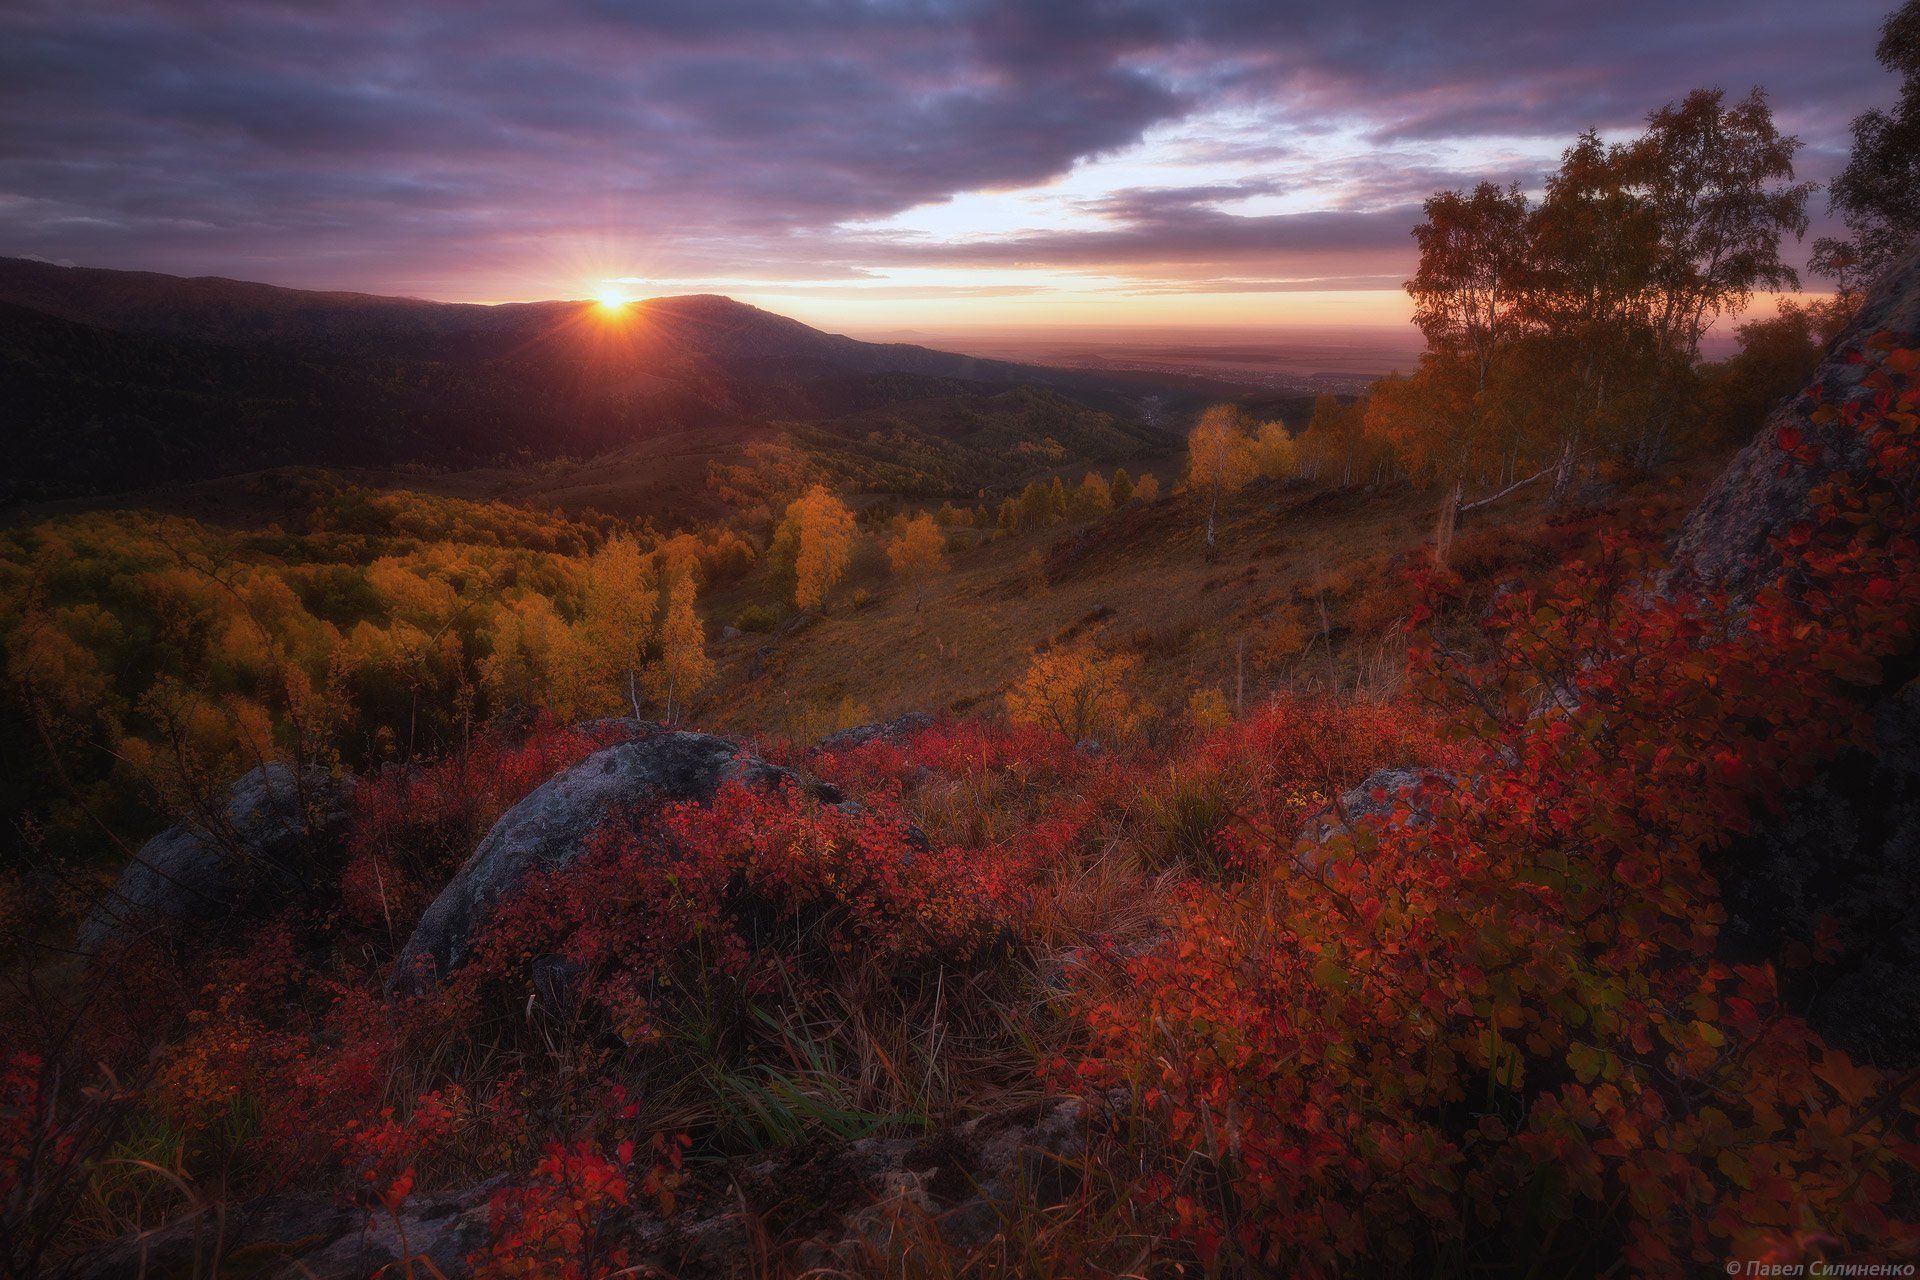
[1460,461,1561,514]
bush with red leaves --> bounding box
[1064,340,1920,1276]
[462,776,1030,1045]
[341,717,637,936]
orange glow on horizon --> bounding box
[444,276,1833,348]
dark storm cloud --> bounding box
[0,0,1893,296]
[1162,0,1886,142]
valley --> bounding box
[0,258,1194,508]
[914,325,1427,395]
[5,2,1920,1273]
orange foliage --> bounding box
[885,511,946,581]
[1006,644,1140,742]
[774,484,856,610]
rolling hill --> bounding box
[0,258,1189,507]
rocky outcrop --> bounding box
[1666,249,1920,601]
[392,730,853,990]
[1714,677,1920,1065]
[1666,250,1920,1064]
[659,1096,1099,1272]
[815,712,936,754]
[51,1181,499,1280]
[76,763,355,956]
[1296,766,1450,854]
[804,1096,1097,1261]
[53,1099,1102,1279]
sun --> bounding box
[594,285,630,312]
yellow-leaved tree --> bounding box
[646,571,713,724]
[1296,394,1372,486]
[481,594,597,720]
[1006,643,1140,742]
[652,532,704,587]
[1187,405,1259,559]
[1254,419,1296,479]
[580,534,658,717]
[885,512,946,585]
[1072,472,1113,519]
[772,485,857,610]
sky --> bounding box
[0,0,1899,336]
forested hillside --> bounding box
[7,254,1918,1275]
[6,16,1920,1276]
[0,260,1182,505]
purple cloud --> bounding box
[0,0,1894,299]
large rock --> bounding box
[1667,250,1920,1064]
[76,763,354,956]
[53,1097,1106,1280]
[781,1095,1099,1266]
[392,730,850,990]
[1666,249,1920,600]
[50,1182,499,1280]
[1295,766,1451,854]
[1714,677,1920,1065]
[815,712,936,754]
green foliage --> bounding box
[733,604,780,634]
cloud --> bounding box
[862,199,1419,272]
[1123,275,1413,294]
[0,0,1892,300]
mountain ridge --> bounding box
[0,258,1036,378]
[0,258,1184,507]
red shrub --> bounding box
[0,1053,44,1206]
[471,1141,632,1280]
[342,717,636,936]
[463,776,1028,1045]
[817,718,1110,798]
[339,1087,465,1215]
[1065,343,1920,1275]
[1183,694,1460,868]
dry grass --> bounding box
[698,459,1726,739]
[14,447,1738,1279]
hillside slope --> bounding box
[697,459,1723,740]
[0,257,1046,379]
[26,259,1920,1280]
[0,259,1182,506]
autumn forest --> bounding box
[4,2,1920,1277]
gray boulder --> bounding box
[815,712,936,754]
[392,730,850,990]
[1666,248,1920,601]
[77,763,354,955]
[55,1096,1113,1280]
[272,1180,501,1280]
[1661,250,1920,1064]
[1295,766,1450,854]
[50,1181,500,1280]
[1715,677,1920,1065]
